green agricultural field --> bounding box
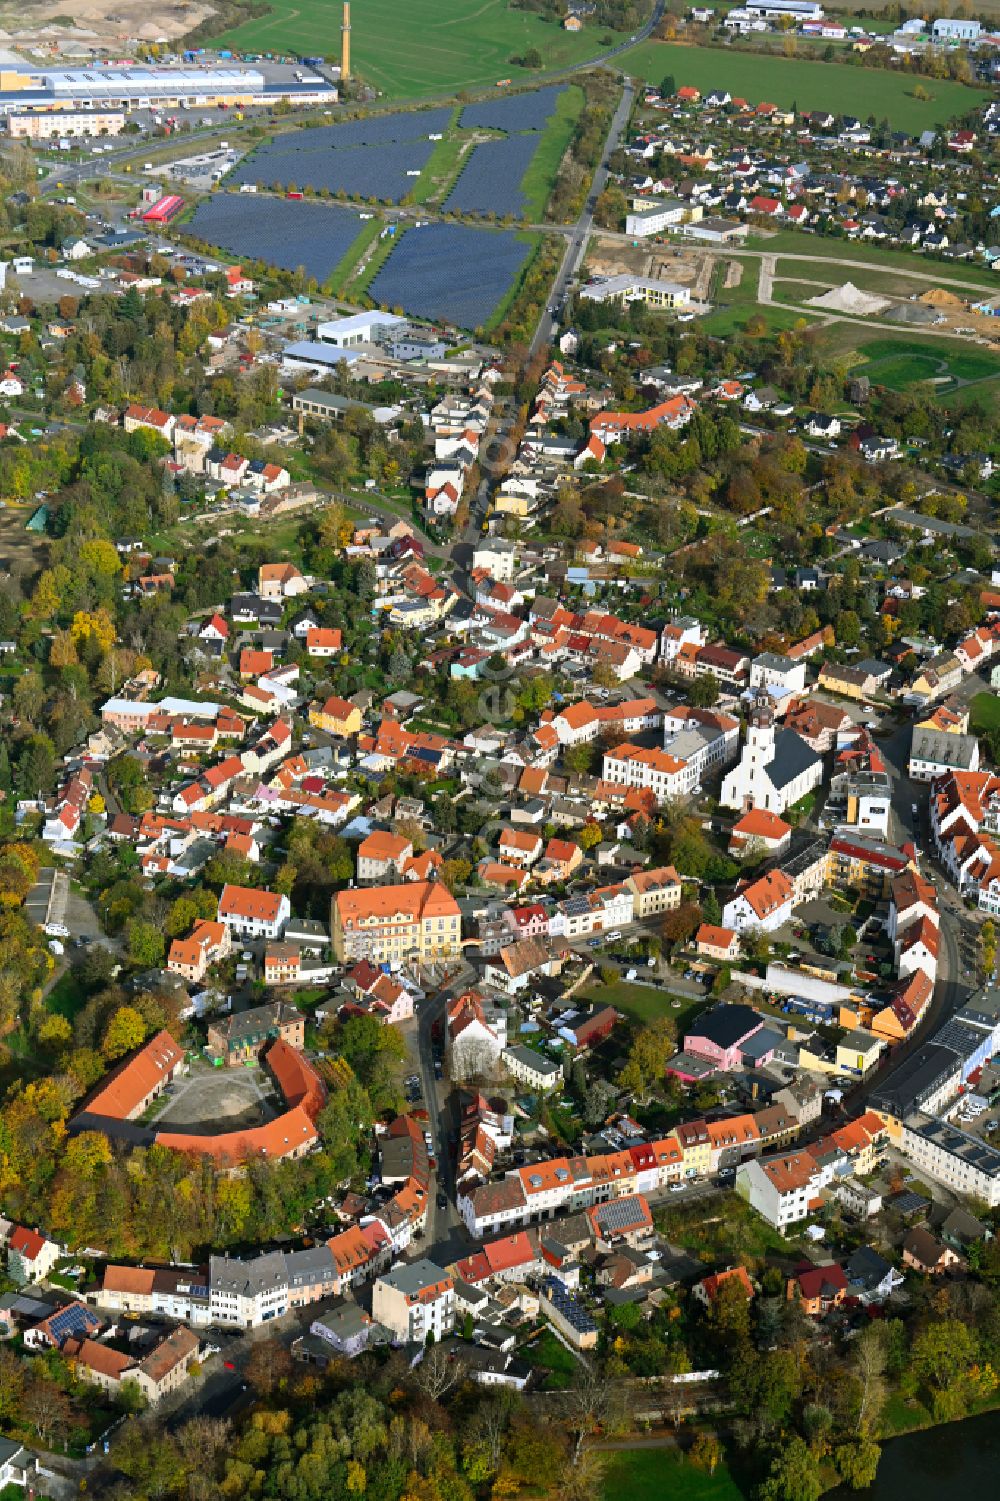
[826,0,1000,15]
[618,41,991,132]
[215,0,619,98]
[601,1445,746,1501]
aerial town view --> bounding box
[2,0,1000,1495]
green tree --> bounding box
[759,1435,823,1501]
[834,1438,881,1489]
[103,1004,148,1060]
[126,920,165,969]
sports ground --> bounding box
[216,0,620,98]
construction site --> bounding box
[584,231,1000,353]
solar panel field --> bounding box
[188,194,365,283]
[227,110,455,203]
[287,110,454,150]
[230,138,438,203]
[368,223,532,329]
[444,133,541,217]
[459,85,566,133]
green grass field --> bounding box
[773,261,980,300]
[854,336,1000,392]
[971,692,1000,734]
[524,1329,582,1389]
[618,41,990,131]
[600,1445,746,1501]
[520,83,585,220]
[579,979,707,1031]
[700,256,808,336]
[762,237,1000,294]
[216,0,618,98]
[45,968,87,1022]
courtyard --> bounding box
[152,1063,280,1136]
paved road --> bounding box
[826,706,982,1110]
[443,73,638,580]
[409,962,478,1265]
[530,75,636,360]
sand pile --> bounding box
[920,287,963,308]
[807,281,890,315]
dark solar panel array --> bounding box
[49,1303,97,1344]
[459,85,565,133]
[188,194,364,283]
[229,137,437,203]
[444,133,540,217]
[595,1197,642,1233]
[287,108,453,150]
[368,223,531,330]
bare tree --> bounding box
[561,1365,621,1465]
[245,1336,293,1396]
[410,1340,466,1401]
[557,1446,606,1501]
[177,1416,231,1501]
[853,1325,887,1434]
[468,1391,518,1470]
[24,1376,71,1447]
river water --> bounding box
[829,1410,1000,1500]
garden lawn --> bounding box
[971,692,1000,734]
[601,1445,746,1501]
[579,980,708,1031]
[617,41,990,132]
[657,1190,796,1262]
[523,1329,581,1389]
[216,0,619,98]
[45,967,87,1022]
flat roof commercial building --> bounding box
[0,65,337,115]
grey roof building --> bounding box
[310,1298,372,1352]
[869,1042,961,1119]
[767,729,823,791]
[209,1250,288,1299]
[909,727,979,774]
[377,1258,449,1298]
[285,1246,338,1296]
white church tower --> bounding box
[745,688,776,773]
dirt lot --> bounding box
[0,509,49,587]
[0,0,214,49]
[588,233,716,299]
[156,1067,279,1135]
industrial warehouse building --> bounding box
[0,64,336,115]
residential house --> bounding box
[372,1260,455,1344]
